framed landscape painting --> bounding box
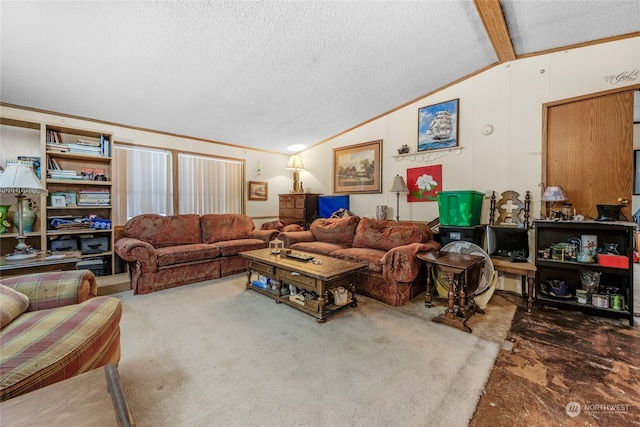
[417,98,459,152]
[333,140,382,194]
[248,181,268,200]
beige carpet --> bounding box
[112,275,516,427]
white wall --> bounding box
[300,37,640,222]
[2,37,639,228]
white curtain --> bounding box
[178,153,244,215]
[112,145,173,224]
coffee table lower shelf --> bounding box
[246,283,356,322]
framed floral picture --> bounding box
[333,140,382,194]
[406,165,442,202]
[417,99,459,152]
[248,181,268,201]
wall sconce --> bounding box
[286,155,305,193]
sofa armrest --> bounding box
[381,241,442,282]
[251,229,280,243]
[278,230,316,247]
[0,270,97,311]
[114,237,158,273]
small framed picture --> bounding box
[248,181,268,201]
[51,195,66,207]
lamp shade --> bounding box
[387,175,409,193]
[286,155,305,171]
[541,186,567,202]
[0,163,47,195]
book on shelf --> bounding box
[67,142,101,155]
[48,169,81,180]
[47,157,62,170]
[46,130,63,144]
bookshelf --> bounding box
[46,125,114,276]
[0,116,115,277]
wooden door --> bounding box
[544,90,635,220]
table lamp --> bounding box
[0,163,48,259]
[388,174,409,221]
[541,185,567,219]
[286,155,305,193]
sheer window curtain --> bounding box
[112,145,173,224]
[178,154,244,214]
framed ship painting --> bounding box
[417,99,459,152]
[333,140,382,194]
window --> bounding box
[178,153,244,215]
[112,145,173,223]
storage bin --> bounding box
[51,237,79,252]
[437,191,484,226]
[79,236,109,254]
[597,254,629,269]
[77,258,108,276]
[438,225,486,247]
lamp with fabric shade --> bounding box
[0,163,48,259]
[387,174,409,221]
[286,155,305,193]
[541,185,567,219]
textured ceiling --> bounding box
[1,1,639,154]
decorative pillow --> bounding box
[0,284,30,328]
[310,216,360,244]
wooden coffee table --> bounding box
[240,248,365,322]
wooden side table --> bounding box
[0,251,81,277]
[418,250,485,333]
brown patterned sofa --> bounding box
[0,270,121,401]
[114,213,279,294]
[278,216,441,306]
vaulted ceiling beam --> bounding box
[474,0,516,63]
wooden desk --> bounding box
[419,250,485,333]
[0,251,81,277]
[0,364,135,427]
[490,257,536,313]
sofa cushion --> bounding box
[156,244,221,267]
[215,239,267,257]
[0,296,121,401]
[352,218,432,251]
[123,214,202,248]
[290,241,350,256]
[0,285,29,329]
[201,214,255,243]
[310,216,360,244]
[331,247,386,273]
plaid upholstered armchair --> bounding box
[0,270,122,401]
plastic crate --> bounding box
[438,225,486,247]
[437,191,484,226]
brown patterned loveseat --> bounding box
[278,216,441,306]
[114,214,279,294]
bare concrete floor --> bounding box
[470,294,640,427]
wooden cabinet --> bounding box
[534,220,635,326]
[279,193,320,229]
